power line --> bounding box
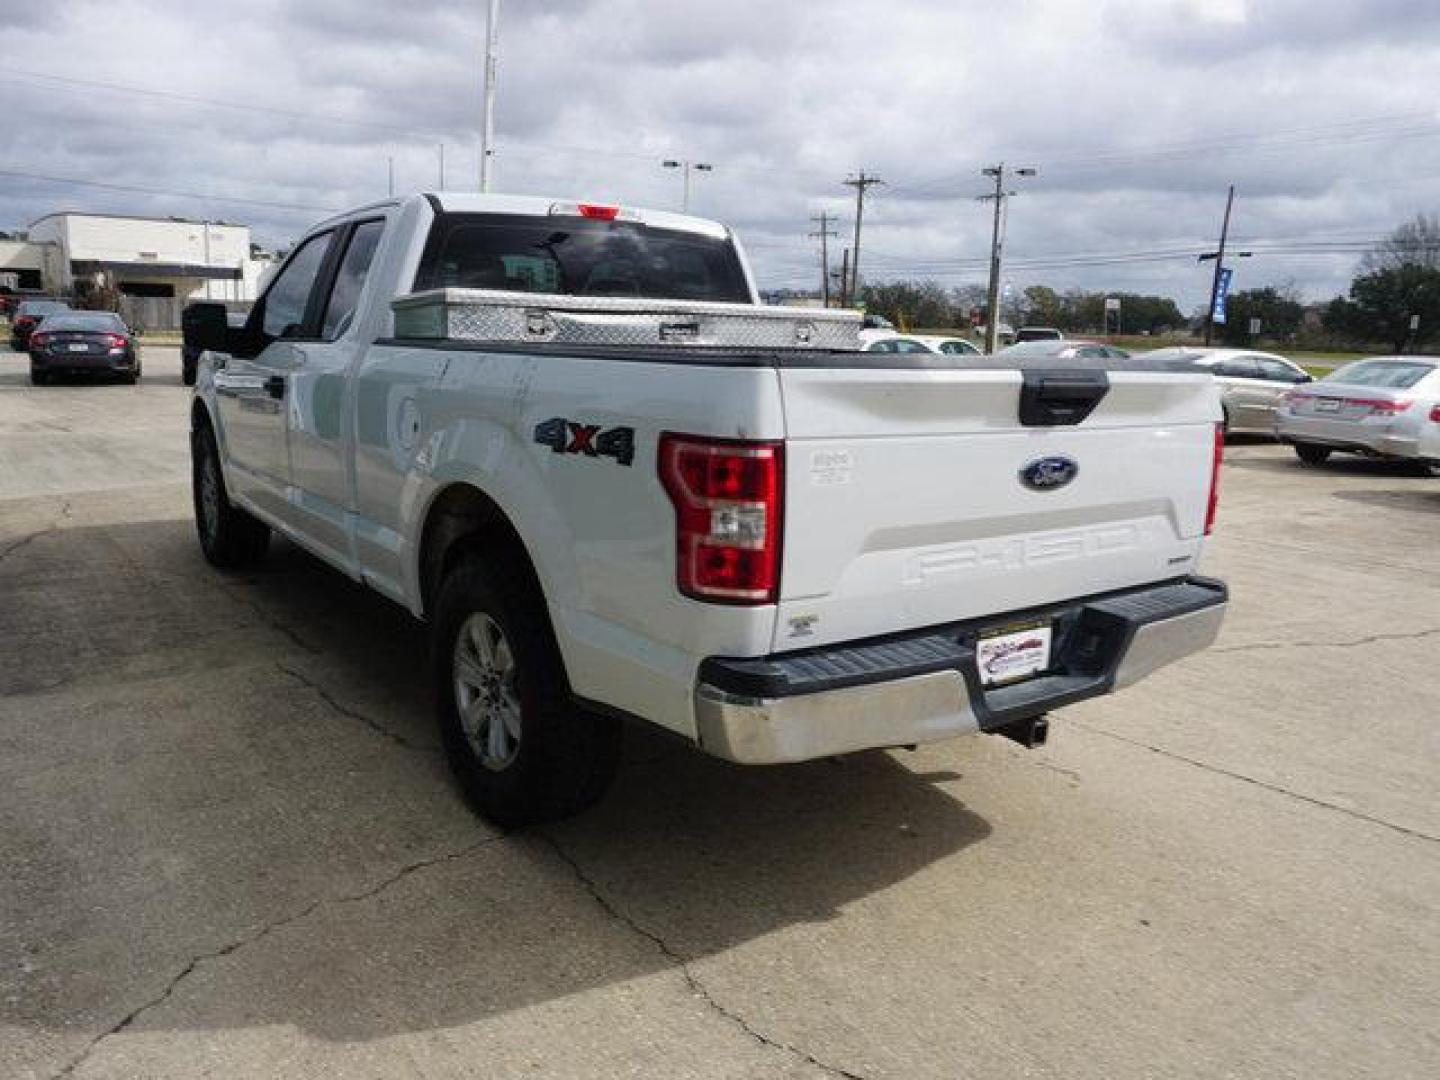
[0,167,339,215]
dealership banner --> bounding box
[1212,267,1234,325]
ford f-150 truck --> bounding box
[183,193,1227,826]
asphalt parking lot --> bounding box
[2,343,1437,1080]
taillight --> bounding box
[1352,398,1411,415]
[1430,404,1440,423]
[659,434,783,604]
[1205,422,1223,536]
[29,331,49,347]
[1280,390,1308,408]
[104,333,127,348]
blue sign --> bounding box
[1212,267,1234,325]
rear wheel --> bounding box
[29,368,48,386]
[182,356,197,386]
[1294,443,1332,466]
[433,551,621,827]
[192,420,270,568]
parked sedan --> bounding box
[1144,348,1312,435]
[864,333,982,356]
[9,299,72,351]
[28,311,142,385]
[996,339,1131,360]
[1275,357,1440,474]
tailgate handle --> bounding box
[1018,369,1109,427]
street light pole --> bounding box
[662,160,713,213]
[480,0,501,192]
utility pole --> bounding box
[809,211,839,306]
[438,143,445,190]
[977,163,1037,354]
[1199,185,1251,346]
[387,156,394,197]
[843,171,882,308]
[480,0,501,192]
[837,249,851,308]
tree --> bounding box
[1323,214,1440,350]
[1217,287,1303,347]
[1021,285,1064,328]
[1324,265,1440,351]
[1360,213,1440,275]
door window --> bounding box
[1256,358,1303,383]
[261,232,333,340]
[321,220,386,340]
[1213,358,1262,379]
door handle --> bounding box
[264,375,286,400]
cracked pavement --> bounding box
[2,347,1438,1079]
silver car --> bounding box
[1144,348,1313,435]
[1275,357,1440,473]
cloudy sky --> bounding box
[3,0,1438,309]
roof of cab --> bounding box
[425,192,730,240]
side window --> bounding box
[321,220,386,340]
[262,231,333,340]
[1256,358,1299,383]
[939,340,976,355]
[866,339,895,353]
[1077,346,1109,359]
[893,339,931,354]
[1213,358,1260,378]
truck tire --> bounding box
[182,356,197,386]
[1294,443,1331,466]
[191,421,270,568]
[433,552,621,827]
[30,368,48,386]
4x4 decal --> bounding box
[534,417,635,467]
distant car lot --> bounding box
[1,340,1436,1079]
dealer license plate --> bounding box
[977,621,1053,687]
[67,343,89,352]
[1315,398,1341,413]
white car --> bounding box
[1144,348,1313,435]
[863,333,983,356]
[184,192,1227,826]
[1276,357,1440,472]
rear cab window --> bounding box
[414,213,751,303]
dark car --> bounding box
[9,299,72,351]
[181,306,248,385]
[28,311,142,385]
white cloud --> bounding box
[1,0,1437,306]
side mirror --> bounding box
[1298,372,1314,383]
[182,302,230,354]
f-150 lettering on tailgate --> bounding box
[902,524,1139,584]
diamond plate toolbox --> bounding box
[391,288,862,350]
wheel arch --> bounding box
[416,481,548,624]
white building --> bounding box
[24,212,268,302]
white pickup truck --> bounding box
[184,193,1227,826]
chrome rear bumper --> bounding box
[695,577,1227,764]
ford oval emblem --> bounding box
[1020,455,1078,491]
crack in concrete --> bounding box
[276,662,438,752]
[1212,626,1440,655]
[536,831,869,1080]
[1072,721,1438,843]
[208,577,323,656]
[50,833,505,1079]
[0,501,72,568]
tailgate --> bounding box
[774,364,1220,652]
